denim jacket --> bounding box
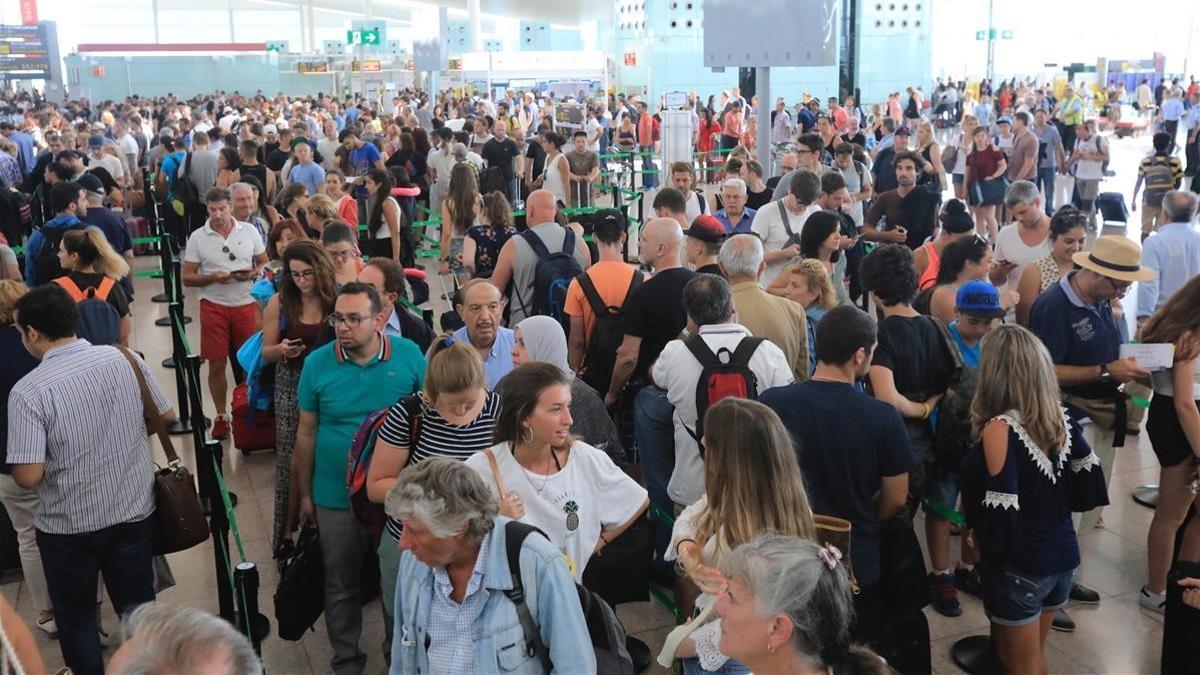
[389,516,596,674]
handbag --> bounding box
[813,514,858,592]
[115,346,209,555]
[274,525,325,640]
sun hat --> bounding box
[1071,235,1154,282]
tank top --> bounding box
[918,242,941,290]
[1152,366,1200,399]
[542,152,567,204]
[282,318,323,368]
[1034,255,1061,293]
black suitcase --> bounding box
[878,610,932,675]
[1096,191,1130,223]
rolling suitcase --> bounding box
[128,216,154,255]
[231,382,276,452]
[1096,191,1129,223]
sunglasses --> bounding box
[220,245,237,263]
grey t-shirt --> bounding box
[1033,124,1062,170]
[181,149,220,194]
[509,221,590,325]
[0,244,15,278]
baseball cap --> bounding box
[683,214,728,245]
[264,124,278,134]
[158,127,175,140]
[88,135,105,149]
[996,115,1013,125]
[955,280,1005,319]
[894,126,911,136]
[77,173,105,196]
[277,120,290,130]
[90,121,105,131]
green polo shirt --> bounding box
[298,334,425,509]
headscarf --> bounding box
[515,316,574,380]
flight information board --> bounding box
[0,24,52,78]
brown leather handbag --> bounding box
[116,347,209,555]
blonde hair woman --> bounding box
[960,325,1107,675]
[56,228,133,345]
[666,398,816,674]
[914,121,944,196]
[772,259,839,376]
[302,193,338,237]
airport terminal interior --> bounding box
[1,1,1200,674]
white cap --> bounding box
[264,124,278,134]
[277,120,290,130]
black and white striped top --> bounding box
[377,389,502,541]
[7,340,171,535]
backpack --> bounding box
[1143,156,1176,207]
[346,394,424,538]
[873,145,898,193]
[777,200,803,248]
[35,222,86,286]
[171,151,200,216]
[931,328,975,470]
[941,143,959,174]
[516,228,584,333]
[693,190,707,215]
[577,268,644,395]
[53,276,122,346]
[503,521,636,675]
[682,334,766,451]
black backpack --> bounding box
[516,228,583,333]
[53,276,123,346]
[503,521,636,675]
[873,145,898,193]
[577,268,643,395]
[35,222,86,285]
[682,334,765,452]
[931,322,972,469]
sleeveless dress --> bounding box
[1034,255,1061,293]
[272,317,325,551]
[918,242,941,290]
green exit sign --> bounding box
[1001,29,1013,39]
[347,29,380,46]
[976,28,1013,40]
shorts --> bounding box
[978,559,1074,627]
[199,299,259,362]
[921,462,960,518]
[952,173,965,186]
[1147,394,1195,468]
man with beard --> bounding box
[863,150,938,249]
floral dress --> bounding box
[466,224,517,278]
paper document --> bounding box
[1120,343,1175,371]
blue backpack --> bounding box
[53,276,121,345]
[516,228,583,334]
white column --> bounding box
[307,0,316,54]
[756,66,770,171]
[364,0,373,20]
[228,0,235,42]
[468,0,482,52]
[152,0,160,43]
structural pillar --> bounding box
[755,66,771,172]
[364,0,373,20]
[152,0,160,43]
[469,0,482,52]
[227,0,235,42]
[307,0,316,56]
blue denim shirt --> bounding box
[390,516,596,674]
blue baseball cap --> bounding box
[955,280,1005,318]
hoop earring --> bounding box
[521,426,533,445]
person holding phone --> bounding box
[261,241,337,553]
[183,186,269,441]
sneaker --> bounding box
[931,573,963,617]
[1051,608,1076,632]
[1069,582,1101,605]
[954,567,983,599]
[211,415,230,440]
[35,616,57,639]
[1139,586,1166,615]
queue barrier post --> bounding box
[234,562,269,655]
[146,175,173,304]
[155,258,192,327]
[164,301,193,434]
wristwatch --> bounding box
[1099,363,1112,383]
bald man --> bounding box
[490,188,592,324]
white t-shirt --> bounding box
[317,138,341,169]
[651,324,795,506]
[89,153,124,181]
[683,189,707,224]
[993,223,1051,319]
[750,200,822,285]
[428,148,456,186]
[585,117,603,153]
[1073,135,1105,181]
[183,220,266,307]
[117,133,139,161]
[465,441,647,582]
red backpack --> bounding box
[345,394,423,538]
[682,334,765,455]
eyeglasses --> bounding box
[289,269,315,280]
[220,245,237,263]
[328,249,356,262]
[327,313,370,328]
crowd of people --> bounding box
[1,73,1199,675]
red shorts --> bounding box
[199,299,260,362]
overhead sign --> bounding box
[703,0,837,67]
[264,40,289,53]
[0,24,52,78]
[19,0,37,25]
[976,28,1013,40]
[347,29,380,46]
[297,60,330,73]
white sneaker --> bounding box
[1140,586,1166,615]
[35,616,57,638]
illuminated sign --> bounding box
[0,24,51,78]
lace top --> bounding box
[959,409,1109,575]
[1034,255,1062,293]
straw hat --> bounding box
[1072,235,1154,282]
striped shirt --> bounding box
[7,340,171,535]
[427,532,490,674]
[377,390,501,541]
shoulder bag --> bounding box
[116,346,209,555]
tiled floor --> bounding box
[2,125,1178,674]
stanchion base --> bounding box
[1133,484,1160,509]
[151,293,169,303]
[201,492,239,516]
[237,612,271,643]
[155,315,192,326]
[148,271,164,279]
[167,419,193,435]
[951,635,1002,675]
[162,357,175,369]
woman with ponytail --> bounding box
[712,534,888,675]
[55,227,132,345]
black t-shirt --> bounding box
[745,186,772,211]
[0,325,39,472]
[481,137,521,180]
[871,314,956,401]
[67,271,131,318]
[525,141,546,181]
[695,263,723,276]
[758,380,916,586]
[622,267,696,383]
[240,163,267,190]
[266,148,290,172]
[264,141,280,158]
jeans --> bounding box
[1037,167,1058,215]
[977,559,1074,627]
[1186,131,1199,175]
[634,385,676,572]
[639,145,659,189]
[37,516,156,675]
[316,506,374,675]
[378,533,402,663]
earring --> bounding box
[766,641,775,655]
[521,426,533,445]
